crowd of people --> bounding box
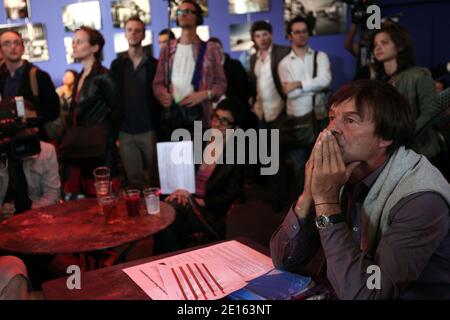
[0,0,448,300]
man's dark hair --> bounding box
[208,37,222,47]
[250,21,272,38]
[329,79,415,155]
[0,30,24,46]
[158,28,175,40]
[177,0,204,26]
[372,23,415,80]
[124,15,145,29]
[216,97,246,128]
[76,26,105,61]
[286,16,312,36]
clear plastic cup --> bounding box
[95,181,112,208]
[143,188,160,215]
[93,166,110,183]
[99,194,119,224]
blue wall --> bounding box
[0,0,448,91]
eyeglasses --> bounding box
[291,30,308,35]
[176,9,197,16]
[211,113,234,127]
[0,40,22,48]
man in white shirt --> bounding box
[249,21,290,212]
[278,16,332,196]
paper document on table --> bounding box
[122,240,274,300]
[159,259,247,300]
[156,141,195,195]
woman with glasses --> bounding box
[153,98,245,254]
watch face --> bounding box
[315,215,330,229]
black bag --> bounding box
[59,125,108,160]
[279,112,316,151]
[160,41,207,133]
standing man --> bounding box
[278,16,332,196]
[0,30,59,141]
[249,20,290,212]
[157,28,175,50]
[110,16,161,189]
[152,0,226,137]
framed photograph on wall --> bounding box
[229,23,253,52]
[0,23,49,62]
[170,0,208,21]
[64,37,74,64]
[113,29,152,54]
[111,0,151,28]
[171,25,210,42]
[284,0,347,35]
[62,1,102,32]
[228,0,270,15]
[4,0,30,20]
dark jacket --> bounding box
[202,163,244,221]
[0,60,60,140]
[69,61,115,127]
[109,52,162,132]
[249,44,291,101]
[224,53,251,106]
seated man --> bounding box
[0,128,61,219]
[270,80,450,300]
[153,98,245,254]
[0,256,29,300]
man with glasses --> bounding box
[110,16,161,190]
[278,16,332,198]
[152,0,226,138]
[0,30,59,142]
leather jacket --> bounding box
[69,61,116,127]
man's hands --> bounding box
[294,130,361,218]
[160,92,174,108]
[0,202,16,220]
[180,91,208,108]
[282,81,302,95]
[165,189,191,206]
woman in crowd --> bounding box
[61,26,118,198]
[372,23,441,160]
[153,98,245,254]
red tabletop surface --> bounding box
[0,198,175,255]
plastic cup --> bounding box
[124,189,141,217]
[93,166,110,183]
[95,181,112,207]
[143,188,160,215]
[99,195,119,224]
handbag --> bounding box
[58,124,108,160]
[279,112,316,151]
[160,41,207,132]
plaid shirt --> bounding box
[152,37,227,127]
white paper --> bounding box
[156,141,196,195]
[159,259,247,300]
[123,240,274,300]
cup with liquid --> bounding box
[124,189,141,217]
[143,188,160,215]
[99,194,119,224]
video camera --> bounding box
[343,0,377,25]
[0,96,41,160]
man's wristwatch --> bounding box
[315,213,344,229]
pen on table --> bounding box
[139,269,167,295]
[171,267,188,300]
[187,263,207,300]
[194,263,216,297]
[202,263,225,294]
[179,266,198,300]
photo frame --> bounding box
[111,0,151,28]
[228,0,270,15]
[62,1,102,32]
[229,23,253,52]
[284,0,347,36]
[0,23,49,62]
[4,0,30,20]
